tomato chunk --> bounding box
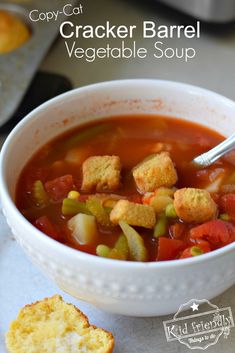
[169,223,187,239]
[34,216,59,241]
[220,194,235,219]
[194,239,211,253]
[190,220,235,246]
[157,237,186,261]
[180,247,196,259]
[45,175,74,201]
[180,241,211,259]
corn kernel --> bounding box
[67,191,80,200]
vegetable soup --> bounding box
[16,116,235,261]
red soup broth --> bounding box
[16,116,235,261]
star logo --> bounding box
[190,302,199,311]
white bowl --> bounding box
[1,80,235,317]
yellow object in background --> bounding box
[0,10,30,54]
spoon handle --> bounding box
[193,132,235,167]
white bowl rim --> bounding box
[1,78,235,270]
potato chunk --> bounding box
[110,200,156,229]
[173,188,217,223]
[133,152,178,193]
[82,155,121,192]
[68,213,97,244]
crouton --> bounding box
[133,152,178,193]
[110,199,156,229]
[173,188,217,223]
[82,155,121,192]
[6,295,114,353]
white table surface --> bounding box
[1,0,235,352]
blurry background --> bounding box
[1,0,235,132]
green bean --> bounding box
[154,214,167,238]
[32,180,49,208]
[62,198,91,216]
[165,203,177,218]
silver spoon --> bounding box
[193,132,235,167]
